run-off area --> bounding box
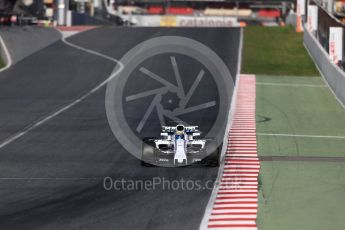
[256,75,345,230]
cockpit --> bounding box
[175,134,185,140]
[175,125,185,140]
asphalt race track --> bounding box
[0,27,241,230]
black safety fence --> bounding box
[71,12,113,25]
[303,2,345,107]
[316,5,345,55]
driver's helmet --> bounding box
[176,124,185,135]
[175,125,185,139]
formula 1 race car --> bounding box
[141,124,220,167]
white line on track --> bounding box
[227,147,257,150]
[223,168,259,172]
[209,215,257,220]
[216,195,258,199]
[258,132,345,139]
[226,155,258,158]
[211,209,257,213]
[222,174,259,177]
[221,178,258,181]
[214,198,257,202]
[228,146,257,148]
[227,150,257,153]
[0,31,124,149]
[213,203,258,208]
[208,227,257,229]
[224,165,260,168]
[256,82,326,87]
[0,35,12,72]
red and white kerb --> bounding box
[207,74,259,230]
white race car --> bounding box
[141,124,220,167]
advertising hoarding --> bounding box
[329,27,343,63]
[307,5,318,32]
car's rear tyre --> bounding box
[141,138,156,167]
[205,139,220,167]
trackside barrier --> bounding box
[303,23,345,107]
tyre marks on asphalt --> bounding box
[207,74,259,229]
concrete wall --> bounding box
[304,24,345,107]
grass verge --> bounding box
[242,26,319,76]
